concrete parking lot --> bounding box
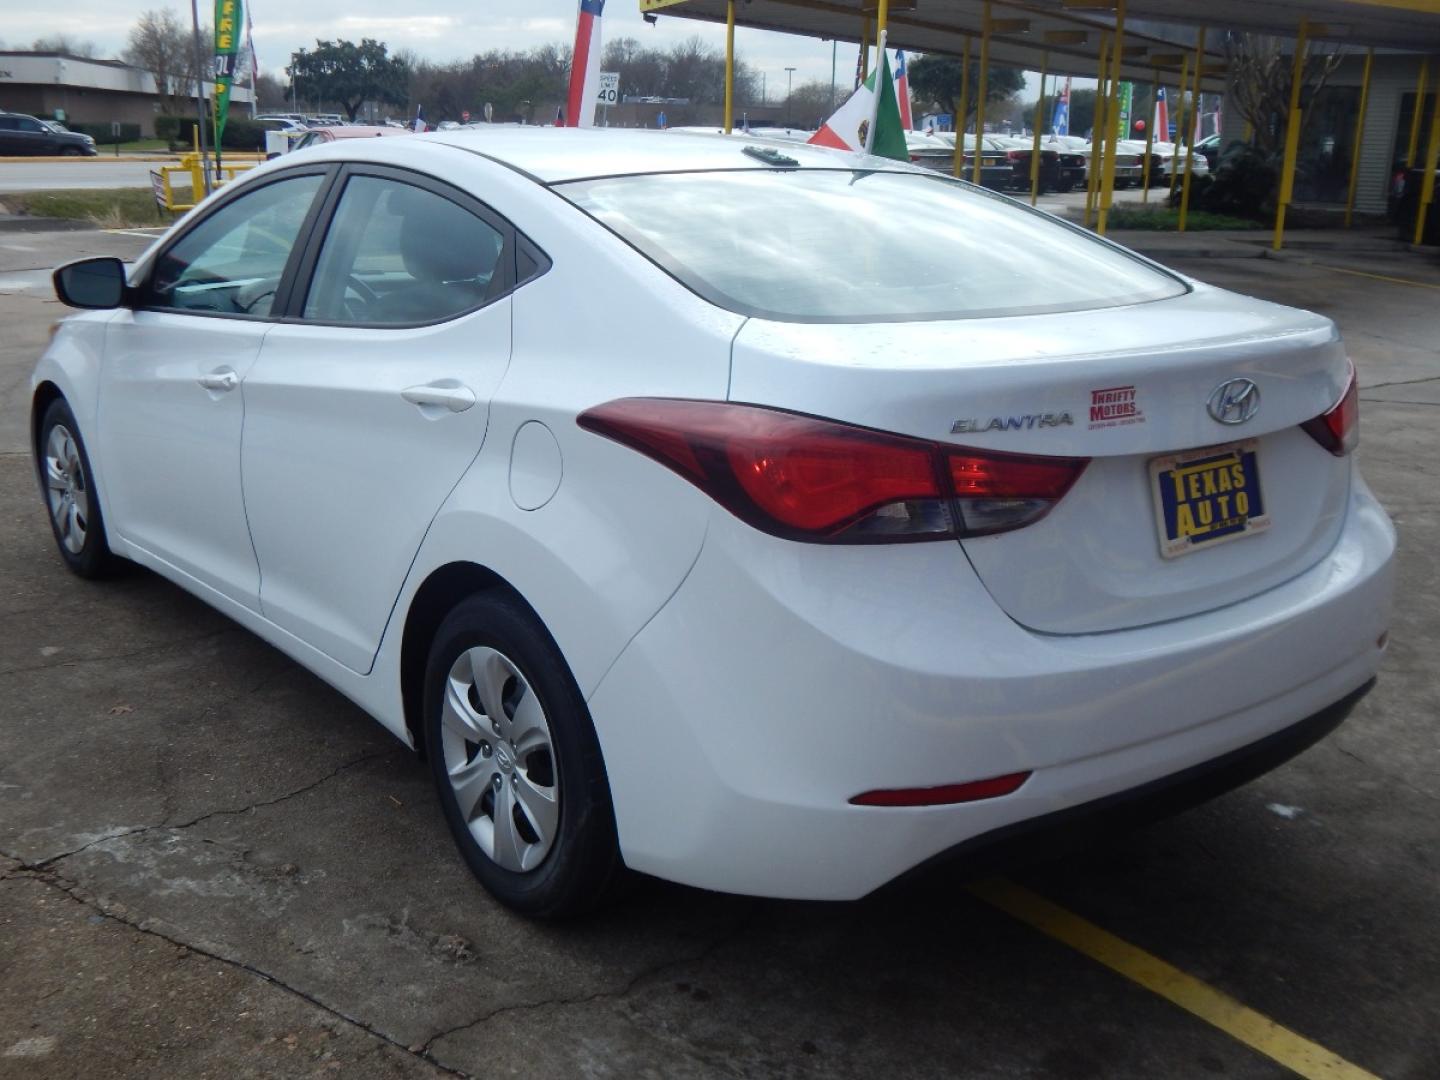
[1,222,1437,1080]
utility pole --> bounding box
[785,66,796,125]
[830,41,837,112]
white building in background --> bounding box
[0,50,253,137]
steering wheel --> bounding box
[347,275,379,304]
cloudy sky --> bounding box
[8,0,867,97]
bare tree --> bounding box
[32,34,99,57]
[125,9,191,114]
[1224,32,1344,157]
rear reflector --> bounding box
[850,771,1031,807]
[1301,365,1359,456]
[578,398,1089,544]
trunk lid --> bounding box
[728,284,1352,634]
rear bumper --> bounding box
[891,678,1373,889]
[587,473,1395,900]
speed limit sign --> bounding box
[596,72,620,106]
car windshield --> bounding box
[559,168,1186,322]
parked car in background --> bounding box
[289,125,412,154]
[1116,140,1210,186]
[1195,133,1222,171]
[993,136,1086,193]
[0,112,97,156]
[905,132,1012,190]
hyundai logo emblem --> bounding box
[1207,378,1261,425]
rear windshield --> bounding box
[559,167,1187,322]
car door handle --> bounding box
[197,368,239,393]
[401,383,476,413]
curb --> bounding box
[0,215,92,233]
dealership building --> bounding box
[0,50,253,137]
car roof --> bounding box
[423,127,916,184]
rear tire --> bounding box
[423,591,624,918]
[36,398,118,579]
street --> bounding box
[1,223,1438,1079]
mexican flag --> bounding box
[808,45,907,162]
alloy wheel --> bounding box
[45,423,89,555]
[440,646,560,872]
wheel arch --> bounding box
[399,560,543,757]
[31,380,65,454]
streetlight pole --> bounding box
[187,0,212,195]
[785,66,796,126]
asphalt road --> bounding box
[0,160,175,193]
[2,226,1438,1079]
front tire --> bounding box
[37,398,117,578]
[423,591,624,918]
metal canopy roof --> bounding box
[641,1,1440,86]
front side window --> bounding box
[560,168,1188,323]
[18,117,44,132]
[301,175,505,325]
[146,173,322,317]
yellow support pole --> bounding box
[1406,59,1429,167]
[1141,69,1157,201]
[1030,52,1048,206]
[1097,0,1127,236]
[954,37,971,178]
[875,0,890,43]
[1344,48,1373,227]
[1086,34,1109,229]
[1273,19,1309,251]
[1413,83,1440,245]
[1178,26,1206,233]
[973,2,991,186]
[1170,54,1189,198]
[1242,119,1253,143]
[723,0,735,133]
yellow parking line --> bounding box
[969,878,1382,1080]
[1315,264,1440,291]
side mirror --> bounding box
[53,257,128,310]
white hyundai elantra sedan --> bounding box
[32,129,1394,917]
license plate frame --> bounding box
[1150,439,1270,559]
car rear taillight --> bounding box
[1301,366,1359,456]
[578,399,1089,544]
[947,448,1088,536]
[1007,150,1026,161]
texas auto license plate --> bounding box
[1150,440,1270,559]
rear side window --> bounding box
[560,168,1187,322]
[301,175,506,325]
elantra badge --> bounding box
[951,412,1073,434]
[1207,378,1261,425]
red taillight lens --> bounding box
[947,449,1088,536]
[579,399,1089,544]
[850,771,1031,807]
[1301,367,1359,456]
[1007,150,1025,161]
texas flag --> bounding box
[1154,87,1170,142]
[894,50,913,131]
[565,0,606,129]
[809,39,907,161]
[1052,77,1071,136]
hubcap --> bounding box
[44,424,89,555]
[440,646,559,873]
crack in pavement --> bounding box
[7,749,388,872]
[3,865,467,1079]
[1330,740,1440,805]
[418,903,762,1065]
[0,624,243,678]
